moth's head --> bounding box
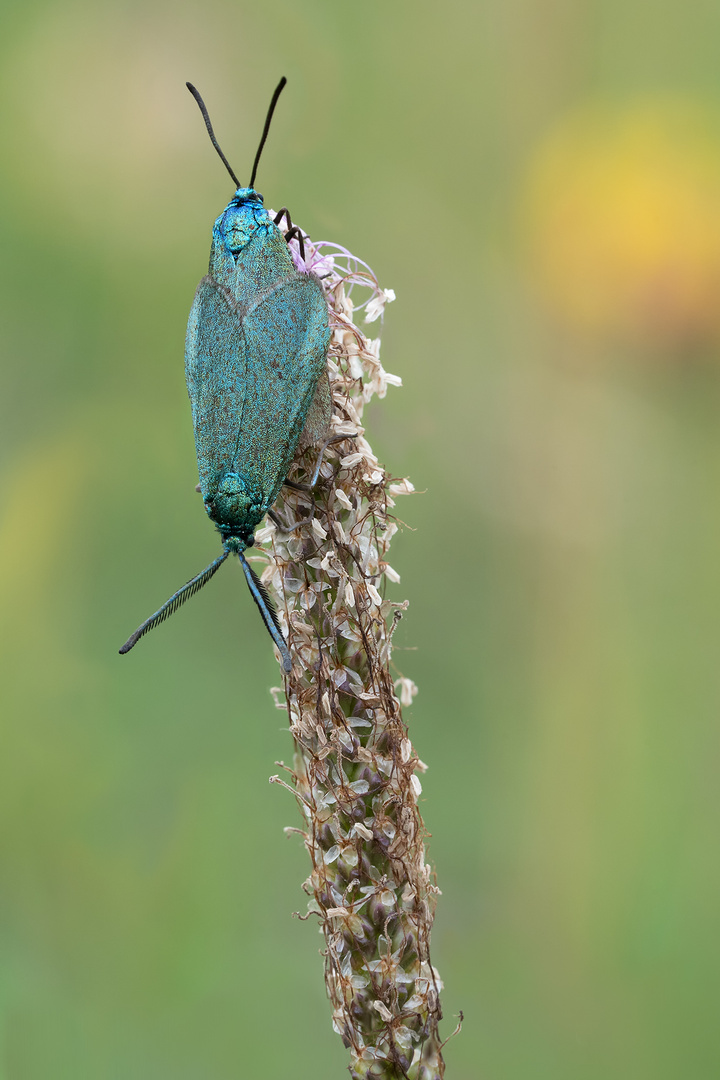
[231,187,264,206]
[206,471,264,538]
[215,189,269,257]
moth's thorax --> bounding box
[214,187,273,257]
[205,470,265,541]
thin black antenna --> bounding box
[249,77,287,190]
[119,551,229,654]
[238,551,291,672]
[186,82,242,189]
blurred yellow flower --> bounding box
[524,99,720,350]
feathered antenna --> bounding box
[119,551,230,654]
[238,551,291,672]
[249,76,287,189]
[186,77,287,193]
[186,82,242,189]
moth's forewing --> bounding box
[185,275,248,501]
[298,365,332,453]
[232,273,331,504]
[224,226,295,311]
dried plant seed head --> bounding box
[254,223,446,1079]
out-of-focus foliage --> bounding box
[525,100,720,348]
[1,2,719,1078]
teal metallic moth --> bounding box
[120,78,335,672]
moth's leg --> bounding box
[308,432,358,486]
[275,208,306,257]
[278,434,358,535]
[289,514,315,530]
[283,477,313,494]
[194,483,201,492]
[284,226,306,262]
[274,207,293,229]
[267,508,285,529]
[283,432,358,493]
[268,505,315,533]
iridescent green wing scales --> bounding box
[233,273,330,503]
[185,275,247,499]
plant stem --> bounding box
[255,235,446,1079]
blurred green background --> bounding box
[2,1,720,1077]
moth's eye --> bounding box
[246,534,255,548]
